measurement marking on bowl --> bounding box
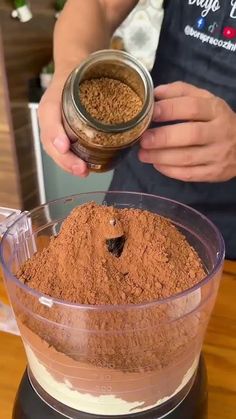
[39,297,53,308]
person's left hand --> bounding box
[139,81,236,182]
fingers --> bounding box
[38,93,89,177]
[141,122,213,149]
[153,81,216,123]
[48,147,89,177]
[139,145,212,167]
[140,82,235,183]
[152,164,219,183]
[152,96,216,123]
[154,81,214,100]
[38,99,68,157]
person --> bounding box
[38,0,236,259]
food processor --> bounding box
[0,192,224,419]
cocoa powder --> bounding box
[16,203,207,375]
[18,202,204,305]
[79,77,143,125]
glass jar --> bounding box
[62,50,154,172]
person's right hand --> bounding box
[38,77,89,177]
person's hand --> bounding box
[139,82,236,182]
[38,76,89,177]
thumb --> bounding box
[38,100,69,155]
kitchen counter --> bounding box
[0,261,236,419]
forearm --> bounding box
[53,0,138,81]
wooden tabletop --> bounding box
[0,262,236,419]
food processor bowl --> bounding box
[0,192,224,417]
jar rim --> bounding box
[70,49,154,133]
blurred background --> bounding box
[0,0,164,210]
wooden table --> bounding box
[0,262,236,419]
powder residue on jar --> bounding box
[79,77,143,125]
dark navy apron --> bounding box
[110,0,236,260]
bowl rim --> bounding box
[0,191,225,311]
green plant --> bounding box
[14,0,27,7]
[42,61,55,75]
[55,0,67,12]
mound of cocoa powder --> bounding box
[18,202,204,305]
[79,77,143,125]
[16,203,207,374]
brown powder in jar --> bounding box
[79,77,143,125]
[16,203,207,373]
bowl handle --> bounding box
[0,207,23,336]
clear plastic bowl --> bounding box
[0,192,224,417]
